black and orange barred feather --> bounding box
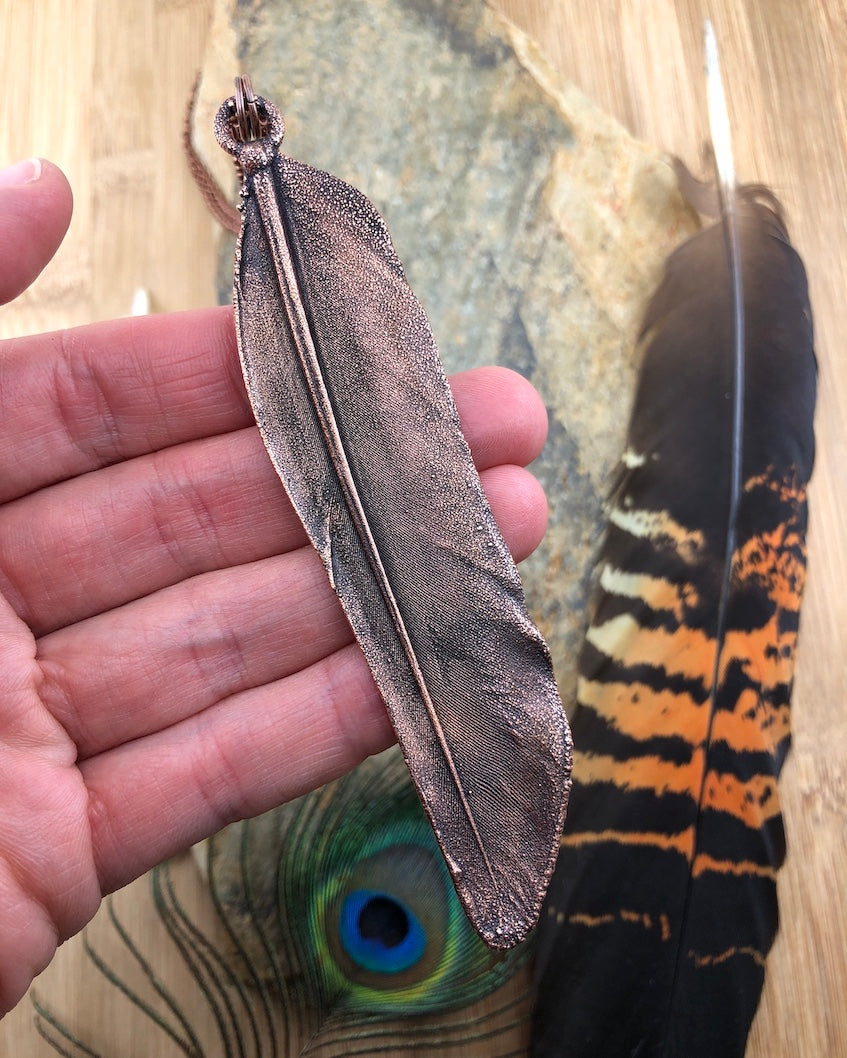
[531,171,816,1057]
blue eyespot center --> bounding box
[339,889,427,974]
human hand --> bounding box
[0,159,550,1015]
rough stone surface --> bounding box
[192,0,697,718]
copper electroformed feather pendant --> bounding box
[214,78,572,950]
[532,27,817,1057]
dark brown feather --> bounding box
[532,175,816,1056]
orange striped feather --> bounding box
[532,181,816,1058]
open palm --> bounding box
[0,160,550,1016]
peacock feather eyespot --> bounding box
[237,744,532,1024]
[33,748,534,1056]
[338,888,428,974]
[312,832,449,1007]
[297,765,529,1016]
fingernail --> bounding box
[0,158,43,188]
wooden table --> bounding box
[1,1,845,1054]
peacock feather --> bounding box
[33,750,532,1057]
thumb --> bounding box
[0,158,73,305]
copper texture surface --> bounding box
[214,89,572,949]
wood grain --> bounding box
[1,0,845,1054]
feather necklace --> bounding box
[212,78,571,950]
[532,25,817,1057]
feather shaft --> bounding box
[690,26,747,977]
[705,21,746,619]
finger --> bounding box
[2,428,306,635]
[41,547,345,757]
[481,463,548,563]
[450,366,548,470]
[1,307,545,505]
[0,307,248,505]
[4,381,547,635]
[81,642,394,894]
[38,464,547,756]
[0,159,72,305]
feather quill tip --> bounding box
[704,20,736,199]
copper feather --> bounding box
[213,82,571,950]
[531,35,816,1057]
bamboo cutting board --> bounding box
[0,1,845,1054]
